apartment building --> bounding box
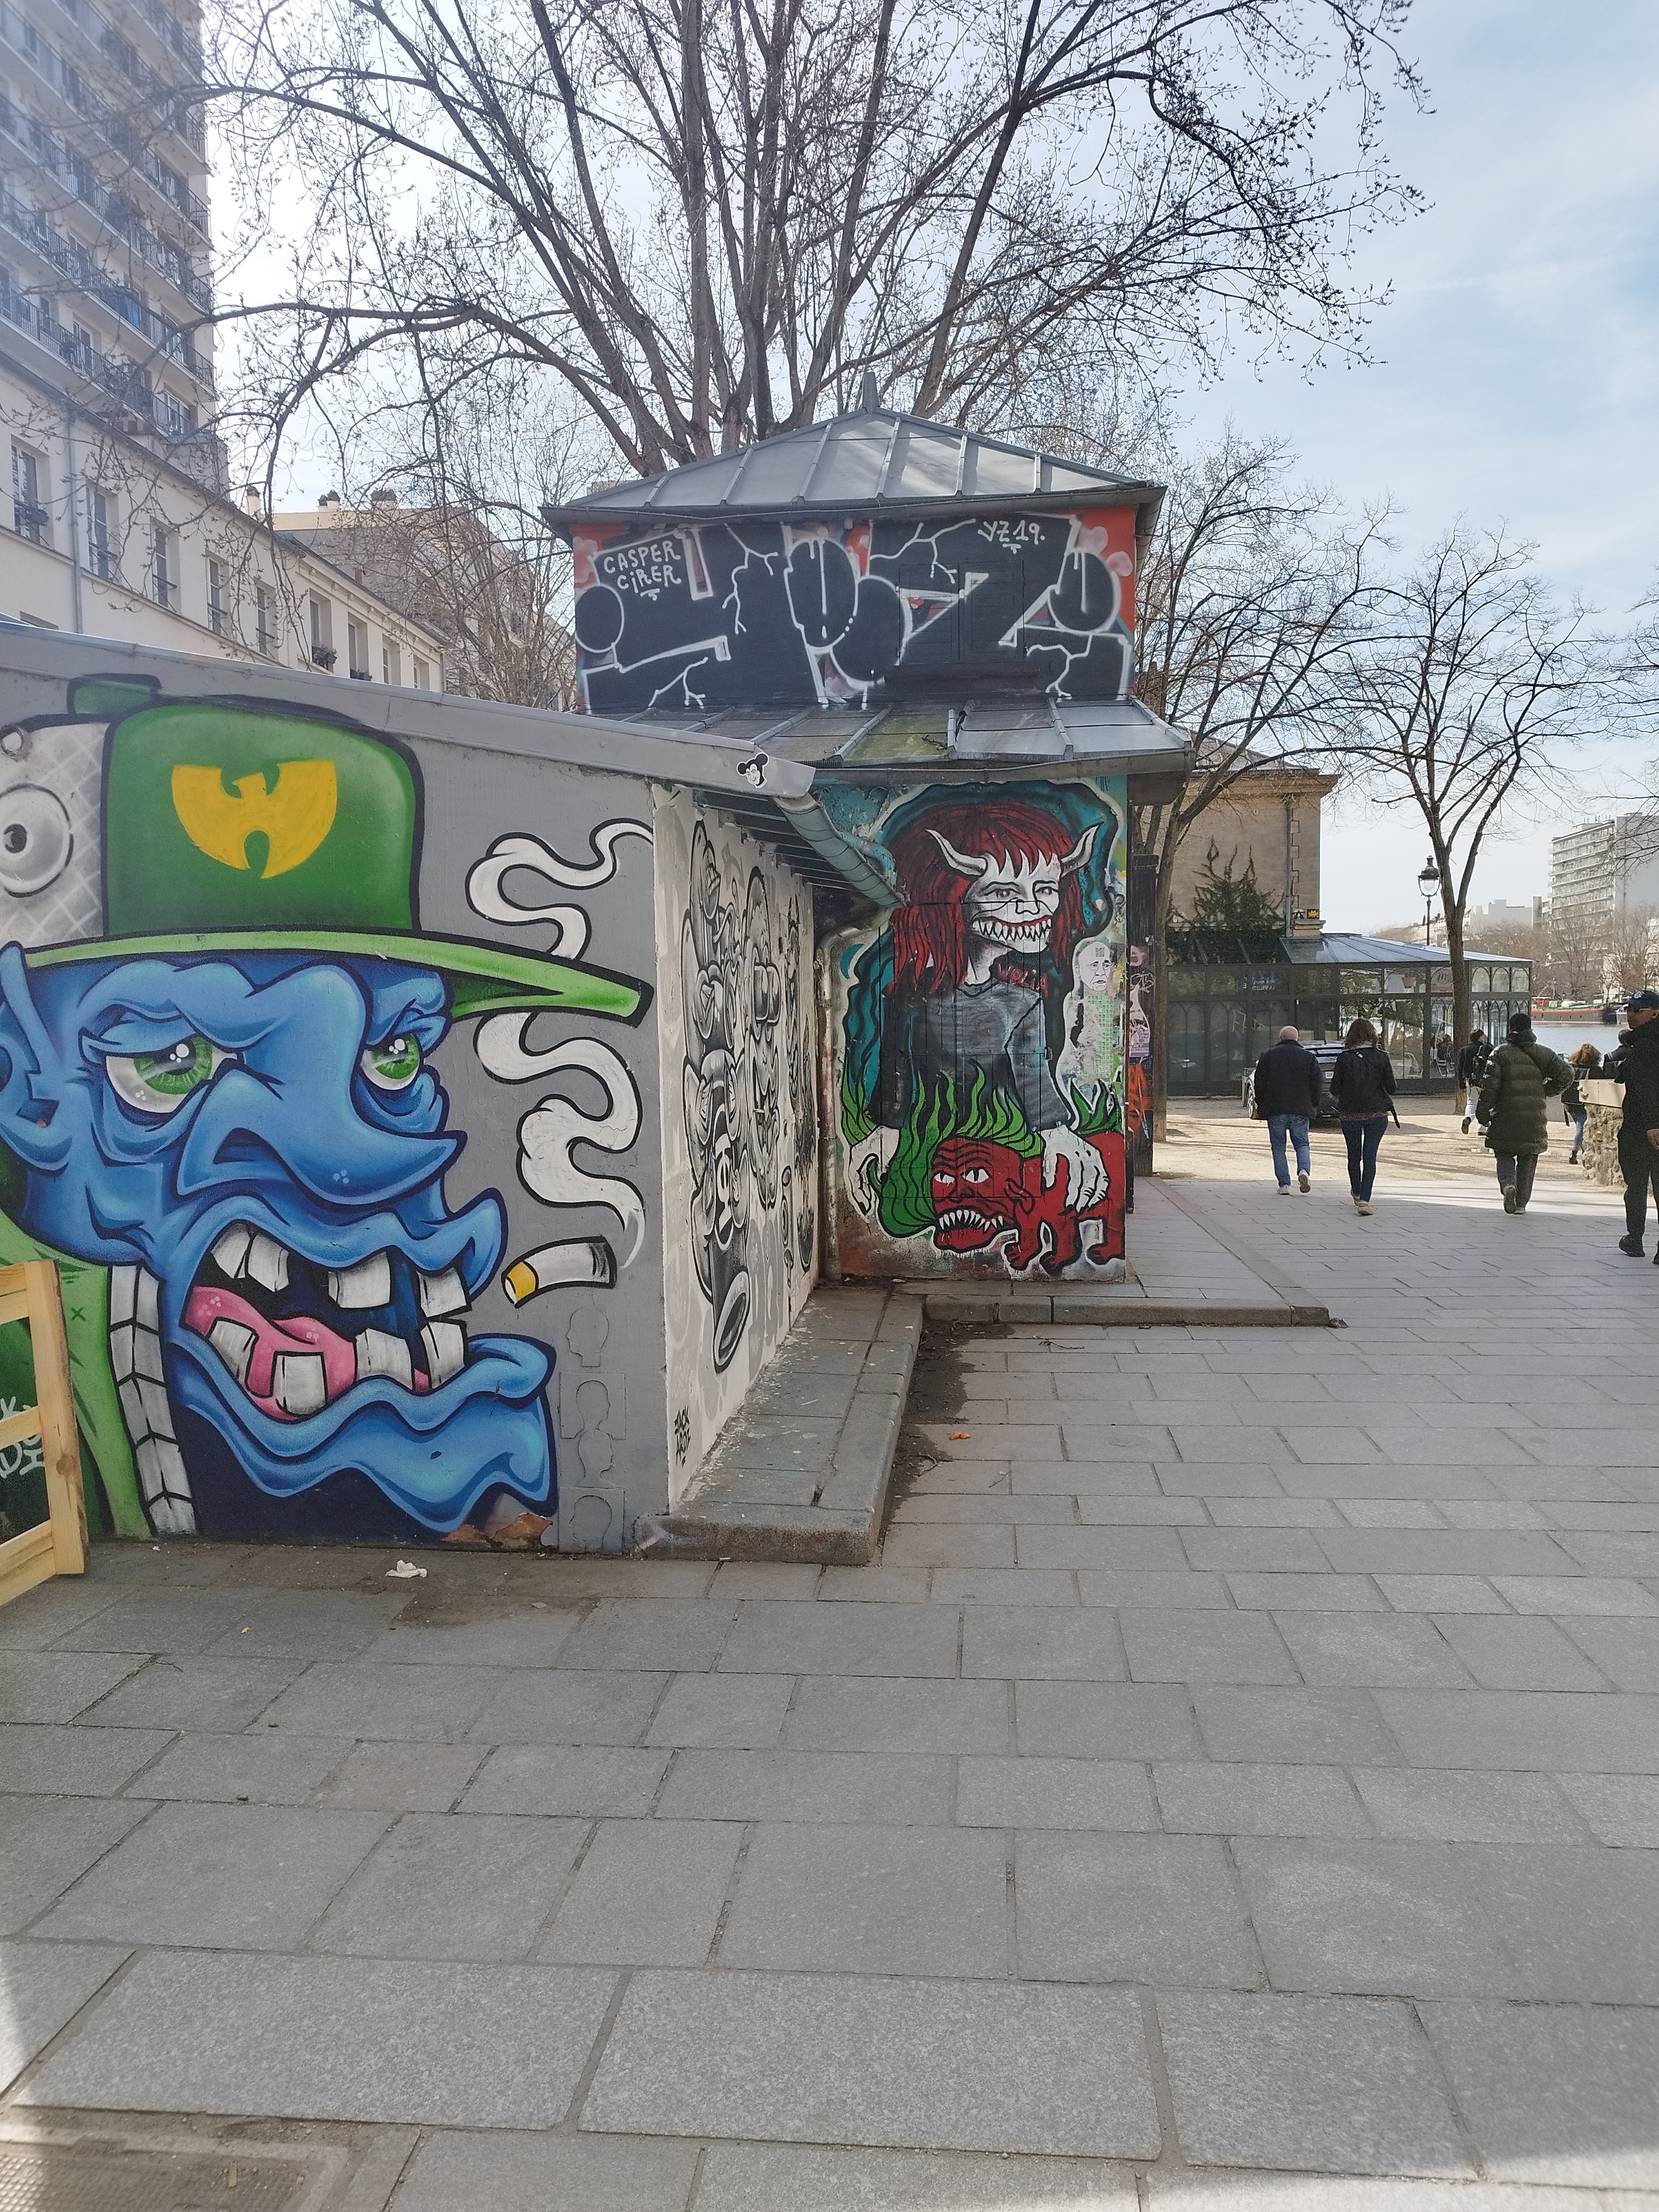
[0,0,441,683]
[1550,814,1659,922]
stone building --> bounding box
[1166,757,1334,937]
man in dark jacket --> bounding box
[1253,1025,1322,1193]
[1611,989,1659,1259]
[1475,1011,1571,1214]
[1457,1029,1489,1131]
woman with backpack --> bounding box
[1330,1018,1396,1216]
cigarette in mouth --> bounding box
[502,1236,618,1306]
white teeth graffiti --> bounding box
[207,1317,256,1385]
[416,1266,468,1318]
[244,1231,289,1294]
[108,1261,195,1537]
[273,1351,328,1418]
[329,1254,392,1308]
[420,1321,467,1389]
[356,1328,414,1387]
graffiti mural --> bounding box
[655,792,817,1490]
[0,676,653,1544]
[826,778,1128,1281]
[571,507,1139,714]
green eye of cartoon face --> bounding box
[361,1034,422,1091]
[106,1035,232,1115]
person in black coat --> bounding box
[1457,1029,1489,1131]
[1253,1025,1323,1194]
[1610,989,1659,1259]
[1330,1017,1396,1215]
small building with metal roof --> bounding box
[546,405,1188,1298]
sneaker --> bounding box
[1460,1116,1472,1135]
[1277,1182,1290,1195]
[1297,1170,1311,1193]
[1503,1186,1518,1214]
[1355,1198,1373,1216]
[1619,1235,1645,1258]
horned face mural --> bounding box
[831,778,1128,1280]
[0,679,651,1542]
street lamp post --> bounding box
[1417,859,1441,947]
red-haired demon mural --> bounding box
[828,778,1128,1280]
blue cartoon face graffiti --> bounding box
[0,681,652,1542]
[0,945,552,1537]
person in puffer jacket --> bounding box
[1475,1010,1571,1215]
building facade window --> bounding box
[413,656,429,690]
[206,556,226,635]
[308,594,335,669]
[347,617,369,679]
[150,525,175,608]
[86,485,112,578]
[255,583,274,655]
[383,640,401,686]
[11,445,48,544]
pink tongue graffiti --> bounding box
[183,1285,429,1421]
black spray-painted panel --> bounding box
[571,508,1139,713]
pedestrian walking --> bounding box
[1456,1029,1489,1131]
[1330,1017,1395,1215]
[1252,1024,1322,1194]
[1474,1011,1571,1214]
[1608,989,1659,1260]
[1563,1041,1601,1164]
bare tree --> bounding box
[1130,433,1383,1132]
[209,0,1425,477]
[1540,901,1608,1001]
[1339,528,1598,1052]
[292,363,583,706]
[1605,904,1658,997]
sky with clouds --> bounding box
[1180,0,1659,930]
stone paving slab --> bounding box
[20,1953,617,2126]
[7,1149,1659,2198]
[582,1970,1161,2157]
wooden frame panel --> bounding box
[0,1260,87,1606]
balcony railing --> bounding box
[12,498,49,542]
[0,189,215,390]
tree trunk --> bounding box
[1151,828,1179,1144]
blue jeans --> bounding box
[1267,1113,1311,1186]
[1343,1115,1387,1199]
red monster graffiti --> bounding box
[929,1131,1125,1273]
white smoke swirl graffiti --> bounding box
[476,1022,646,1271]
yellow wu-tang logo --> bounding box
[171,761,338,879]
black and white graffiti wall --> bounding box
[653,790,818,1492]
[572,506,1140,713]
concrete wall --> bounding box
[568,507,1140,712]
[653,788,818,1496]
[822,774,1129,1283]
[0,636,678,1550]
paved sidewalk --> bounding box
[2,1146,1657,2208]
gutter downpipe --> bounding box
[64,399,84,634]
[773,789,895,909]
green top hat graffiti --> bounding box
[24,681,644,1023]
